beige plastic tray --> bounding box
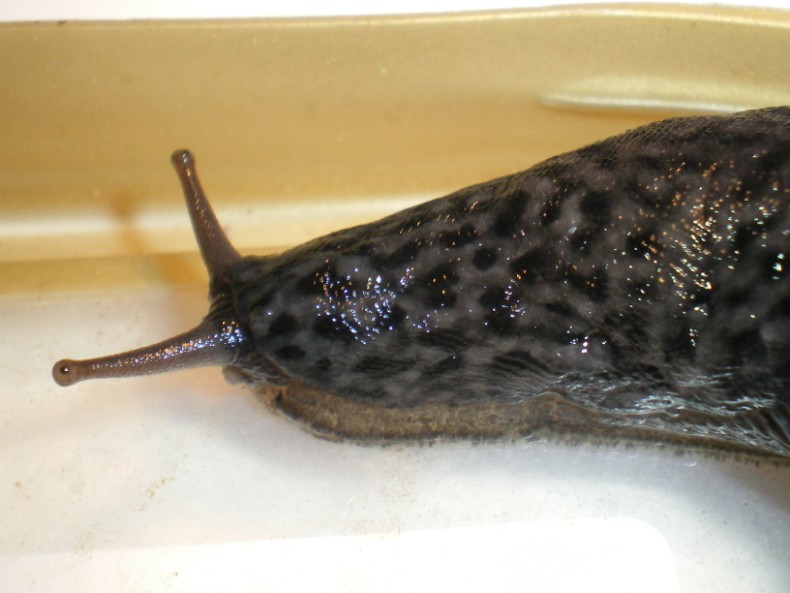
[1,5,789,592]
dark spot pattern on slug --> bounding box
[483,308,519,336]
[478,286,507,310]
[732,223,761,254]
[490,187,529,237]
[769,295,790,317]
[269,313,298,335]
[626,228,660,259]
[294,265,335,297]
[726,328,767,361]
[51,107,790,463]
[661,319,696,361]
[540,195,563,226]
[628,279,655,300]
[426,290,457,309]
[473,247,498,270]
[378,239,422,267]
[603,309,651,353]
[312,315,356,342]
[544,301,575,317]
[382,304,407,332]
[721,287,752,308]
[579,190,612,231]
[510,248,558,284]
[275,345,306,361]
[244,289,274,313]
[567,269,609,303]
[688,287,711,306]
[419,262,460,309]
[569,230,594,253]
[440,224,478,249]
[226,106,790,457]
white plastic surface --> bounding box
[1,288,788,592]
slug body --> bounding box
[54,107,790,458]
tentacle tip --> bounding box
[171,149,194,169]
[52,359,82,387]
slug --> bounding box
[53,107,790,459]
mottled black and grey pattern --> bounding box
[53,107,790,458]
[228,107,790,455]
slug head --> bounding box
[52,151,252,387]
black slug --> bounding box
[53,107,790,459]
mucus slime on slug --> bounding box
[53,107,790,459]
